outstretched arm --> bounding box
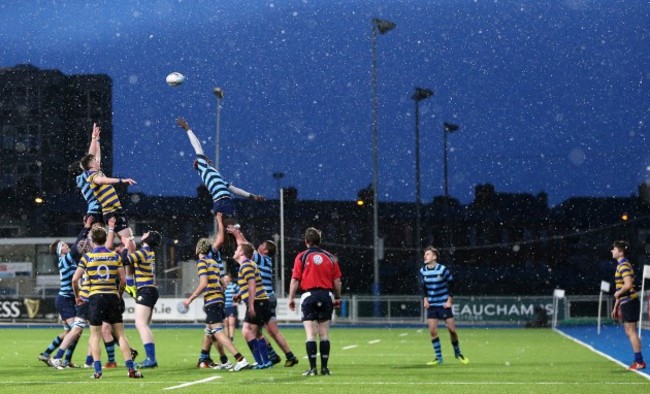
[228,185,264,201]
[226,223,248,246]
[88,123,101,165]
[92,174,136,186]
[213,212,225,251]
[176,117,205,156]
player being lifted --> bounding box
[176,117,264,226]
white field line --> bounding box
[399,333,409,337]
[163,375,222,390]
[553,328,650,381]
[368,339,381,344]
[5,381,649,386]
[342,344,358,350]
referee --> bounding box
[288,227,342,376]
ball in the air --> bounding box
[177,302,189,314]
[166,72,186,87]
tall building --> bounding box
[0,64,112,200]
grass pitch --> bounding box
[1,325,648,393]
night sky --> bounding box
[2,0,648,206]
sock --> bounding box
[285,351,296,360]
[220,354,228,364]
[257,338,270,364]
[432,338,442,361]
[94,360,102,374]
[105,340,116,362]
[247,339,262,364]
[320,340,330,369]
[200,349,210,361]
[126,360,134,370]
[44,336,62,356]
[267,341,279,361]
[54,348,65,360]
[635,352,644,363]
[85,354,93,365]
[306,341,317,369]
[144,343,156,360]
[65,340,78,362]
[234,353,243,362]
[451,340,461,357]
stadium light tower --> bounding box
[371,17,395,296]
[412,87,433,259]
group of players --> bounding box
[38,118,344,379]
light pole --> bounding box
[213,87,224,170]
[443,122,459,199]
[412,87,433,259]
[443,122,459,248]
[272,172,286,296]
[213,87,224,237]
[371,17,395,296]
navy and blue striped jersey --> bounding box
[208,246,226,277]
[58,253,79,298]
[419,263,453,307]
[253,252,274,296]
[76,173,101,214]
[58,227,90,297]
[195,155,231,201]
[123,246,156,289]
[224,282,240,308]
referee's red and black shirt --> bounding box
[292,247,341,291]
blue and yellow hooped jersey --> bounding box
[237,259,268,302]
[196,257,224,306]
[615,258,638,303]
[124,246,156,289]
[78,246,123,296]
[86,170,122,214]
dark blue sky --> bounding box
[2,1,648,206]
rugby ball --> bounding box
[177,301,189,314]
[166,72,186,87]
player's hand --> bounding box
[125,285,137,298]
[233,294,241,303]
[288,299,296,311]
[83,215,94,228]
[120,178,137,185]
[92,122,101,139]
[176,117,189,130]
[333,298,342,309]
[247,303,256,318]
[75,296,84,306]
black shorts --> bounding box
[86,212,104,225]
[300,289,334,322]
[426,305,454,320]
[244,299,272,326]
[205,302,226,325]
[56,295,76,321]
[88,293,124,326]
[75,301,90,321]
[103,210,130,233]
[620,298,641,323]
[136,286,159,308]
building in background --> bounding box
[0,64,112,236]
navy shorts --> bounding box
[300,290,334,322]
[224,306,238,318]
[56,295,76,321]
[205,303,226,325]
[620,298,641,323]
[212,197,237,219]
[103,209,130,233]
[268,295,277,319]
[75,301,90,321]
[86,212,104,225]
[426,305,454,320]
[88,293,123,326]
[136,286,159,308]
[244,299,272,326]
